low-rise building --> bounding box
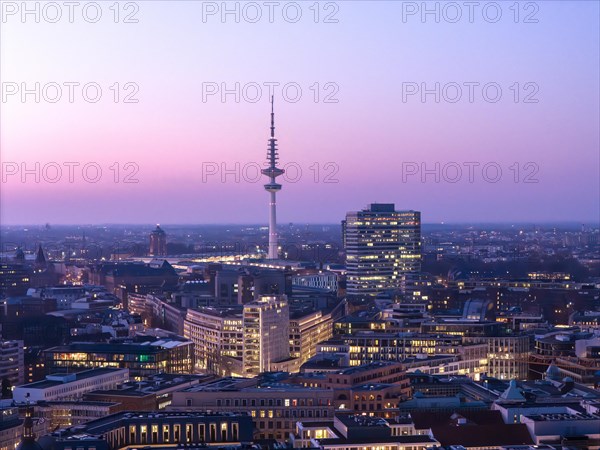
[13,368,130,402]
[292,271,338,292]
[43,337,194,379]
[38,411,253,450]
[291,362,411,414]
[169,377,335,440]
[521,411,600,446]
[315,332,489,380]
[83,373,210,410]
[291,414,438,450]
[35,400,121,429]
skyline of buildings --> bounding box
[1,216,599,450]
[1,3,599,449]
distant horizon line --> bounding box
[1,221,599,228]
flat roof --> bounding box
[297,421,335,429]
[336,361,400,375]
[352,383,394,391]
[16,368,128,390]
[61,411,250,435]
[36,400,121,407]
[85,389,152,398]
[317,435,436,446]
[336,414,389,428]
[523,412,600,421]
[45,340,191,354]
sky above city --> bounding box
[1,1,599,225]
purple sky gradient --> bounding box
[1,1,598,225]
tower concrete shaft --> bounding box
[261,96,284,259]
[269,191,277,259]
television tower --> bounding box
[261,96,285,259]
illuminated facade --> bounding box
[170,378,334,440]
[43,339,194,379]
[292,361,412,413]
[320,333,468,360]
[243,295,290,376]
[344,204,421,297]
[316,333,488,379]
[292,272,338,292]
[463,334,530,380]
[184,302,333,376]
[44,411,253,450]
[183,306,244,374]
[34,401,120,430]
[289,309,334,363]
[418,321,530,380]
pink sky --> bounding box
[1,1,598,224]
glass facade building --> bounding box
[344,204,421,297]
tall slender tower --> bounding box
[261,97,284,259]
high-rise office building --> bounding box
[343,204,421,297]
[149,225,167,256]
[242,295,290,375]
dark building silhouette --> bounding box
[0,264,32,297]
[149,225,167,256]
[86,261,178,294]
[16,406,42,450]
[215,267,292,304]
[14,248,25,263]
[35,411,252,450]
[34,245,46,269]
